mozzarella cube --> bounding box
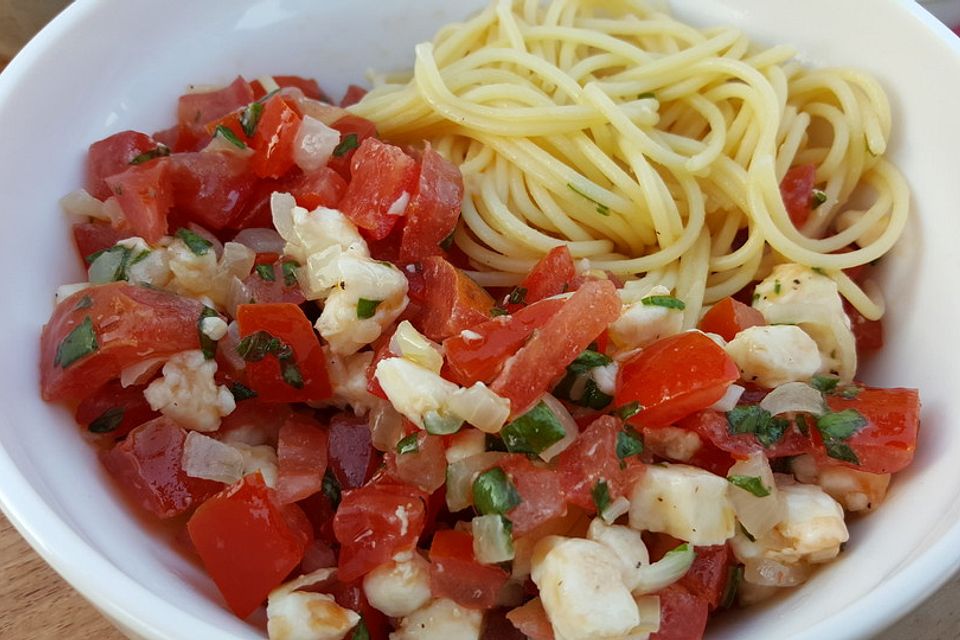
[231,442,280,489]
[143,350,235,432]
[167,238,219,296]
[790,454,890,513]
[390,598,482,640]
[586,519,651,590]
[363,555,432,618]
[272,193,368,266]
[323,348,386,417]
[267,569,360,640]
[609,285,684,350]
[628,464,735,546]
[725,325,822,388]
[773,483,850,564]
[375,358,459,429]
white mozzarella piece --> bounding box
[725,325,822,388]
[143,350,235,432]
[390,598,482,640]
[362,555,432,618]
[608,285,684,350]
[267,569,360,640]
[375,358,459,429]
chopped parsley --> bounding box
[281,260,300,287]
[726,405,789,448]
[322,469,342,509]
[501,401,567,454]
[129,144,171,165]
[567,183,610,216]
[615,401,642,420]
[816,409,867,465]
[349,619,370,640]
[176,227,212,256]
[396,433,420,455]
[254,264,275,281]
[439,230,456,251]
[473,467,521,516]
[810,375,840,394]
[640,295,686,310]
[236,330,303,389]
[88,407,125,434]
[333,133,359,157]
[720,565,744,609]
[88,245,135,283]
[197,306,220,360]
[240,101,264,137]
[490,306,509,317]
[54,317,99,369]
[637,91,657,100]
[357,298,383,319]
[727,475,771,497]
[592,480,611,514]
[616,425,644,462]
[214,124,246,149]
[553,349,614,409]
[774,280,782,295]
[507,286,528,306]
[811,189,828,209]
[228,382,257,401]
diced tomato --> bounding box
[616,332,740,428]
[235,303,332,403]
[483,609,529,640]
[507,598,555,640]
[101,417,221,518]
[326,579,390,640]
[846,301,884,353]
[177,76,254,130]
[384,432,447,493]
[277,413,329,504]
[650,585,709,640]
[428,529,510,610]
[417,256,495,342]
[682,433,738,476]
[167,152,257,230]
[251,75,328,102]
[443,298,565,386]
[676,409,811,460]
[365,329,394,400]
[555,415,624,512]
[187,473,312,618]
[152,125,179,150]
[86,131,161,200]
[334,483,428,582]
[228,175,289,230]
[679,544,735,610]
[780,164,817,228]
[492,279,621,417]
[328,412,381,490]
[298,491,337,546]
[813,386,920,474]
[40,283,204,404]
[501,455,566,536]
[217,401,292,448]
[288,166,347,210]
[251,95,302,179]
[326,115,378,180]
[75,379,159,439]
[509,246,577,311]
[103,160,173,244]
[300,538,337,573]
[72,221,129,265]
[398,145,464,263]
[340,84,368,107]
[242,260,306,306]
[698,297,765,342]
[338,138,418,240]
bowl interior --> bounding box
[1,1,959,639]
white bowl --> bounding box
[1,1,959,639]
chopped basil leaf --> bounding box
[774,280,782,295]
[567,183,610,216]
[240,101,264,138]
[823,440,860,464]
[567,349,612,374]
[333,133,359,157]
[281,260,300,287]
[88,245,133,283]
[592,480,611,514]
[54,316,99,368]
[727,475,771,497]
[349,618,370,640]
[254,264,276,282]
[637,91,657,100]
[839,386,862,400]
[640,295,686,310]
[616,426,644,461]
[198,306,220,360]
[236,330,282,362]
[816,409,867,441]
[396,433,420,455]
[810,375,840,394]
[507,287,527,305]
[811,189,828,209]
[85,249,107,265]
[176,227,213,256]
[726,405,789,448]
[739,522,756,542]
[577,379,613,410]
[500,401,566,454]
[88,406,125,434]
[228,382,257,401]
[615,401,642,420]
[439,230,456,251]
[490,306,509,317]
[357,298,383,319]
[322,469,342,509]
[473,467,521,516]
[485,433,509,452]
[795,413,810,436]
[720,565,743,610]
[130,250,150,266]
[214,124,246,149]
[280,359,304,389]
[129,144,171,165]
[74,296,93,311]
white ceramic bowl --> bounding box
[1,1,959,639]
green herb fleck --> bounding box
[129,144,171,165]
[333,133,359,157]
[507,287,528,306]
[616,425,644,462]
[774,280,782,295]
[490,306,509,317]
[592,480,611,514]
[641,295,686,310]
[176,228,213,256]
[810,375,840,394]
[501,401,566,454]
[637,91,657,100]
[240,101,264,138]
[280,359,304,389]
[54,316,99,368]
[74,296,93,311]
[322,469,342,509]
[254,264,276,282]
[439,230,456,251]
[357,298,383,319]
[88,407,125,434]
[720,565,744,609]
[214,124,246,149]
[795,413,810,436]
[727,475,771,497]
[236,331,282,362]
[473,467,521,516]
[811,189,828,209]
[281,260,300,287]
[198,306,220,360]
[577,379,613,410]
[823,440,860,464]
[349,618,370,640]
[817,409,867,441]
[615,401,642,421]
[567,349,612,373]
[839,386,862,400]
[726,405,790,448]
[567,183,610,216]
[396,433,420,455]
[812,266,827,276]
[228,382,257,401]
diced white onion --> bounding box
[634,595,662,635]
[203,134,254,158]
[472,514,515,564]
[119,357,166,388]
[709,384,745,412]
[369,403,405,453]
[232,227,285,255]
[101,197,125,226]
[760,382,827,416]
[182,431,244,485]
[257,75,280,94]
[743,557,811,587]
[446,452,507,512]
[297,97,349,125]
[728,452,784,539]
[386,191,410,216]
[601,496,631,524]
[537,394,579,462]
[632,544,696,595]
[389,320,442,373]
[294,115,341,173]
[447,383,511,434]
[60,188,106,221]
[218,321,247,373]
[225,276,253,319]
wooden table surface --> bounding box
[3,1,960,639]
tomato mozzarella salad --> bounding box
[40,75,920,640]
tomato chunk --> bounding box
[399,145,464,263]
[418,256,495,342]
[177,76,254,130]
[510,246,577,310]
[75,379,159,440]
[334,483,428,582]
[616,332,740,428]
[242,259,306,306]
[339,84,368,107]
[187,473,312,618]
[678,544,735,610]
[846,301,884,354]
[501,455,566,536]
[554,415,625,512]
[235,303,332,403]
[326,115,378,179]
[72,222,129,265]
[168,152,257,230]
[104,160,173,244]
[251,95,302,179]
[101,417,221,518]
[87,130,161,200]
[40,283,205,404]
[428,529,510,610]
[780,164,817,228]
[507,598,555,640]
[650,585,709,640]
[338,138,419,240]
[677,409,811,460]
[443,298,565,386]
[252,75,328,101]
[492,279,621,417]
[277,413,329,504]
[384,432,447,494]
[698,297,765,342]
[288,166,347,211]
[328,412,382,491]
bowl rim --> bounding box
[1,1,960,639]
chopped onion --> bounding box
[634,595,662,635]
[632,543,696,595]
[257,75,280,94]
[225,276,253,319]
[203,134,254,158]
[182,431,245,484]
[727,452,784,539]
[743,557,811,587]
[447,382,510,434]
[120,357,166,388]
[60,188,106,221]
[600,496,631,524]
[218,320,247,373]
[709,384,744,412]
[233,228,285,255]
[294,116,341,173]
[87,248,126,284]
[270,192,299,242]
[187,223,223,258]
[55,283,90,304]
[760,302,857,382]
[297,98,349,125]
[387,191,410,216]
[101,197,125,226]
[389,320,442,372]
[445,452,507,512]
[369,402,404,452]
[537,394,579,462]
[760,381,826,416]
[472,514,515,564]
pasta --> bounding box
[351,0,909,324]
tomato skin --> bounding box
[418,256,495,342]
[846,301,884,354]
[242,260,306,306]
[187,473,312,618]
[443,298,565,386]
[328,412,381,490]
[649,585,709,640]
[555,415,626,512]
[277,414,329,504]
[326,115,378,180]
[492,279,621,417]
[334,483,428,582]
[235,303,332,403]
[338,138,419,240]
[101,417,221,519]
[40,283,205,404]
[676,409,811,460]
[510,246,577,310]
[678,544,735,610]
[288,166,347,211]
[177,76,254,130]
[74,379,159,440]
[398,145,464,263]
[616,331,740,428]
[168,152,258,230]
[428,530,510,610]
[339,84,368,107]
[251,95,303,179]
[698,297,765,342]
[87,130,159,200]
[507,598,555,640]
[780,164,817,228]
[501,455,566,536]
[72,222,129,265]
[104,160,174,244]
[384,432,447,493]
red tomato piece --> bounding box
[251,95,303,179]
[72,222,129,265]
[101,417,221,519]
[242,260,306,306]
[398,145,464,263]
[187,473,312,618]
[334,483,428,582]
[501,455,566,536]
[814,386,920,474]
[507,599,555,640]
[650,585,709,640]
[86,131,161,200]
[338,138,419,240]
[443,297,565,386]
[235,303,332,403]
[616,332,740,428]
[289,166,347,211]
[554,415,624,512]
[328,412,381,490]
[428,529,510,610]
[510,246,577,310]
[168,152,258,230]
[104,160,173,244]
[277,414,329,504]
[217,401,292,448]
[326,115,378,179]
[75,379,159,439]
[679,544,735,610]
[326,579,390,640]
[697,297,765,342]
[177,76,254,129]
[299,491,337,547]
[300,538,337,574]
[364,329,394,400]
[417,256,495,342]
[845,301,884,353]
[250,76,329,102]
[385,432,447,493]
[492,279,621,417]
[780,164,817,228]
[676,410,811,460]
[340,84,368,107]
[40,283,204,404]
